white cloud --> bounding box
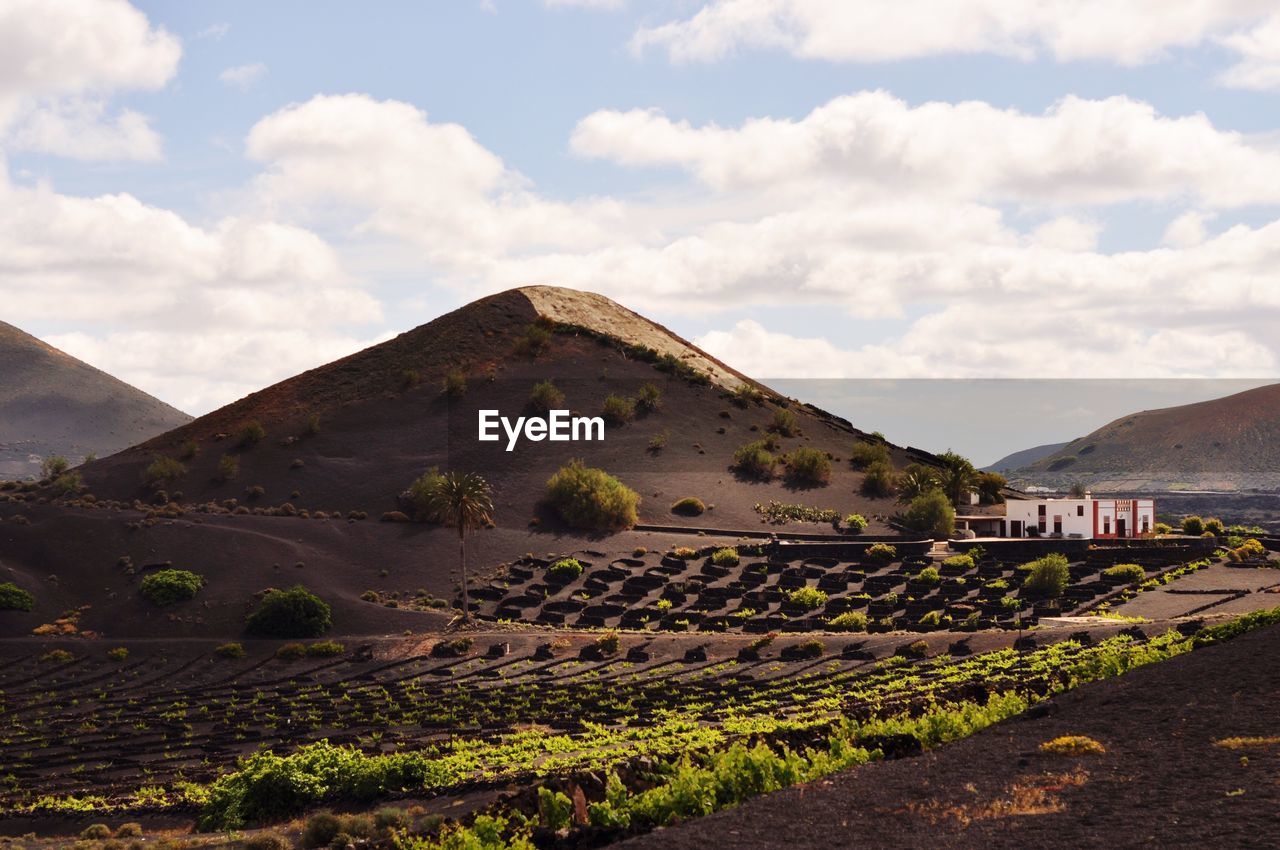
[246,94,624,261]
[630,0,1274,66]
[1162,211,1213,248]
[1218,13,1280,90]
[0,0,179,161]
[571,92,1280,208]
[219,62,268,90]
[196,22,231,41]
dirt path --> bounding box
[615,623,1280,850]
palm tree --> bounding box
[895,463,940,504]
[424,471,494,623]
[936,450,978,507]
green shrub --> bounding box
[1154,522,1173,534]
[672,547,699,560]
[1022,553,1070,599]
[515,322,552,356]
[80,825,112,840]
[114,823,143,838]
[1203,517,1225,536]
[601,394,635,425]
[635,383,662,413]
[239,420,267,448]
[215,642,246,659]
[942,554,974,571]
[827,611,868,632]
[791,639,824,659]
[216,453,239,482]
[245,833,291,850]
[1181,515,1205,536]
[671,497,706,517]
[866,542,897,562]
[275,642,307,661]
[1102,563,1145,583]
[139,569,204,606]
[900,640,930,659]
[785,447,831,486]
[901,489,955,538]
[306,640,345,657]
[40,649,73,663]
[50,471,82,496]
[442,369,467,398]
[710,548,740,567]
[106,647,129,662]
[406,467,446,522]
[843,513,868,534]
[916,566,941,585]
[860,460,895,497]
[142,455,185,488]
[246,586,332,638]
[528,379,565,413]
[179,439,200,460]
[545,460,640,531]
[547,558,584,582]
[594,630,620,656]
[849,441,890,469]
[730,384,763,407]
[732,440,777,479]
[768,409,799,437]
[41,455,70,478]
[787,586,828,610]
[0,582,35,611]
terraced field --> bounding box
[474,545,1195,634]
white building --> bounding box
[955,494,1157,539]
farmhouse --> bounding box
[958,494,1156,539]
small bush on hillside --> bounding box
[1229,538,1268,562]
[238,420,266,448]
[246,586,332,638]
[843,513,868,534]
[1154,522,1173,534]
[214,642,246,659]
[635,382,662,413]
[1102,563,1145,583]
[827,611,868,632]
[275,642,307,661]
[768,409,799,437]
[672,546,699,560]
[244,834,291,850]
[179,439,200,460]
[785,447,831,486]
[867,542,897,562]
[528,379,565,413]
[514,322,553,356]
[139,569,204,606]
[943,554,974,571]
[216,453,239,482]
[143,456,185,488]
[0,582,35,611]
[787,586,828,610]
[1203,517,1225,536]
[791,639,824,659]
[545,460,640,531]
[41,455,70,479]
[307,640,345,657]
[547,558,584,582]
[710,548,740,567]
[648,431,669,452]
[732,440,777,480]
[916,566,941,585]
[1022,553,1070,600]
[849,441,890,469]
[901,490,955,538]
[40,649,73,664]
[601,394,635,425]
[442,369,467,398]
[50,471,82,496]
[1040,735,1106,756]
[594,630,620,656]
[860,460,895,498]
[731,384,763,408]
[671,497,706,517]
[406,467,446,522]
[106,647,129,661]
[1181,515,1205,536]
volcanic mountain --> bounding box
[0,320,191,478]
[982,441,1068,474]
[1007,382,1280,492]
[2,286,952,639]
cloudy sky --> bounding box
[4,0,1280,461]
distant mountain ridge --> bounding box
[0,320,191,478]
[983,441,1069,473]
[1005,382,1280,492]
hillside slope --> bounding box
[1,286,952,638]
[1007,383,1280,492]
[983,441,1068,473]
[0,320,191,478]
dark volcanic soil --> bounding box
[616,622,1280,850]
